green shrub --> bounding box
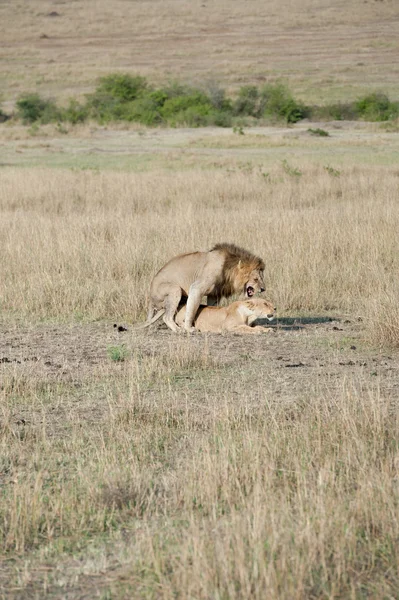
[16,93,61,124]
[160,92,212,126]
[355,92,399,121]
[61,99,89,124]
[161,92,211,118]
[261,83,308,123]
[208,110,233,127]
[85,92,122,123]
[168,104,211,127]
[311,102,357,121]
[121,97,163,125]
[84,74,149,123]
[307,127,330,137]
[202,81,232,112]
[95,73,148,101]
[121,90,170,125]
[233,85,261,117]
[147,89,169,108]
[12,73,399,129]
[157,81,192,100]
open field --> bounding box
[1,317,398,598]
[1,0,399,107]
[2,0,399,596]
[1,122,399,598]
[1,120,399,170]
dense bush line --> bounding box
[3,74,399,127]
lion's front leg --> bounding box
[184,282,205,332]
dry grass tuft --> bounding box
[1,376,398,596]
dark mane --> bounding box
[209,243,265,298]
[210,243,265,271]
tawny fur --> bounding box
[175,298,275,334]
[145,243,266,333]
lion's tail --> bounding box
[133,309,165,330]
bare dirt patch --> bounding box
[1,316,398,411]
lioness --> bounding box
[145,243,265,332]
[175,297,276,334]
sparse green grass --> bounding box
[3,122,399,171]
[107,344,130,362]
[307,127,329,137]
[281,159,302,177]
[323,164,341,177]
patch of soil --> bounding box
[1,316,398,401]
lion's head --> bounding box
[242,267,265,298]
[211,243,265,299]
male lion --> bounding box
[145,243,265,332]
[175,297,276,334]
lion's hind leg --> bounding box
[163,286,183,333]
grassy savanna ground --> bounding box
[2,120,399,170]
[1,123,399,598]
[1,0,399,107]
[1,0,399,596]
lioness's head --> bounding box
[244,268,265,298]
[245,298,275,322]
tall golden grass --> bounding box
[1,365,398,597]
[1,164,398,346]
[1,162,399,597]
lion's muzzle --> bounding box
[245,285,265,297]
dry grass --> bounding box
[1,365,399,597]
[1,0,399,106]
[1,156,399,596]
[1,163,399,346]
